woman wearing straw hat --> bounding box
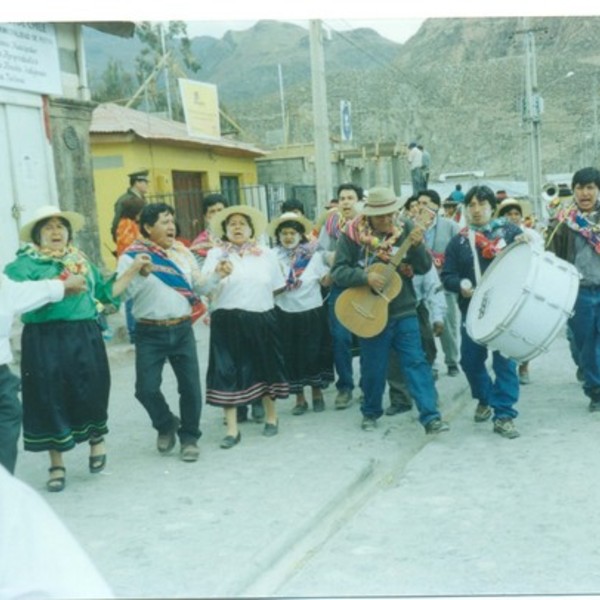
[200,204,289,449]
[4,205,150,491]
[269,211,334,415]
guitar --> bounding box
[334,212,433,338]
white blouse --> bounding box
[201,245,285,312]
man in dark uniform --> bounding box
[111,170,150,242]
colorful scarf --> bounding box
[279,241,317,291]
[218,240,263,258]
[190,229,217,259]
[344,214,403,263]
[125,239,206,322]
[325,211,348,240]
[559,206,600,254]
[23,243,89,278]
[459,219,508,260]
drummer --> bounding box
[441,185,524,439]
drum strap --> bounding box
[467,229,483,285]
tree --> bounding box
[90,58,136,104]
[133,21,202,120]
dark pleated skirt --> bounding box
[21,320,110,452]
[206,308,289,407]
[275,305,334,394]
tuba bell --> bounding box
[542,182,559,202]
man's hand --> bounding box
[408,227,424,247]
[63,274,87,296]
[433,321,444,337]
[367,270,387,293]
[132,254,152,277]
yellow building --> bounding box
[90,102,265,268]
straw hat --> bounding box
[496,198,523,218]
[20,204,85,243]
[210,204,268,240]
[267,211,313,239]
[360,187,404,216]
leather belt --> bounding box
[137,316,191,327]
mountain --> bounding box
[83,17,600,181]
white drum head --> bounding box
[467,242,532,341]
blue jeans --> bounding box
[360,315,440,426]
[460,320,519,420]
[568,286,600,397]
[328,286,355,393]
[125,298,136,343]
[0,365,21,474]
[135,320,202,443]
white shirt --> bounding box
[274,247,329,313]
[407,146,423,170]
[201,245,285,312]
[0,275,64,365]
[0,464,114,599]
[412,266,447,325]
[117,242,213,320]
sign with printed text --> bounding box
[0,23,61,94]
[178,79,221,139]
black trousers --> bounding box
[0,365,22,474]
[134,320,202,444]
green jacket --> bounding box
[4,247,118,324]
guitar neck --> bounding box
[389,217,428,268]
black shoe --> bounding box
[425,419,450,434]
[589,400,600,413]
[385,403,412,416]
[89,437,107,473]
[263,421,279,437]
[157,416,180,454]
[220,432,241,449]
[292,403,308,416]
[46,466,66,492]
[448,365,460,377]
[313,398,325,412]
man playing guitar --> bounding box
[331,187,449,434]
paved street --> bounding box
[11,312,600,599]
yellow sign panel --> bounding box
[178,79,221,139]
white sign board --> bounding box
[178,78,221,139]
[340,99,352,142]
[0,23,62,95]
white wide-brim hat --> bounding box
[267,211,313,239]
[210,204,268,240]
[19,204,85,243]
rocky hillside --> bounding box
[84,17,600,180]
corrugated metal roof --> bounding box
[90,103,266,158]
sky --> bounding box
[2,0,599,42]
[184,19,425,45]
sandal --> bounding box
[89,437,107,474]
[47,466,66,492]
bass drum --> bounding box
[466,241,580,362]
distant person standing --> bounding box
[407,142,425,195]
[418,144,431,188]
[317,183,362,410]
[111,170,149,243]
[450,184,465,203]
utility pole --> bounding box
[309,20,333,214]
[277,64,287,146]
[513,21,547,221]
[160,23,173,120]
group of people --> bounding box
[3,166,600,493]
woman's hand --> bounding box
[215,259,233,278]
